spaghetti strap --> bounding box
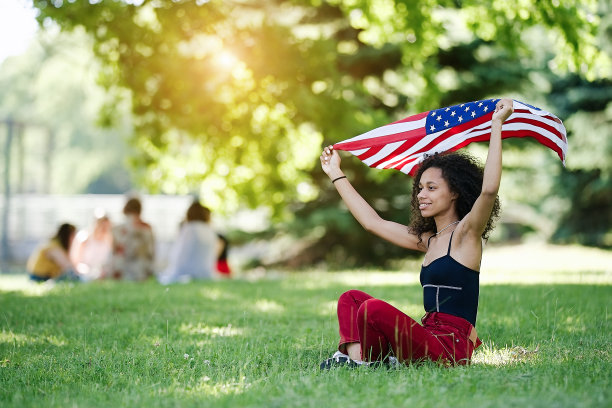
[427,234,434,248]
[447,231,455,255]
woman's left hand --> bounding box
[492,98,514,123]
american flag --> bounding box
[334,99,567,176]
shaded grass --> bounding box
[0,263,610,407]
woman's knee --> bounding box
[338,289,369,305]
[357,298,387,320]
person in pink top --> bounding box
[71,211,112,281]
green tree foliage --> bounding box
[549,76,612,247]
[30,0,607,200]
[29,0,611,263]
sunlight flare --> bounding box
[254,299,284,313]
[216,50,238,70]
[0,275,56,296]
[0,331,66,347]
[472,344,540,366]
[180,323,245,338]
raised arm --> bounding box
[320,145,425,251]
[462,98,514,237]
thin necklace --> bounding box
[434,220,460,236]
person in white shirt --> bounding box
[158,200,221,284]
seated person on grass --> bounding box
[319,98,513,368]
[27,223,79,282]
[158,200,220,284]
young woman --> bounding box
[109,197,155,281]
[27,223,78,282]
[158,201,221,284]
[319,98,514,368]
[71,212,112,281]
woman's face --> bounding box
[416,167,457,218]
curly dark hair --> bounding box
[409,152,501,246]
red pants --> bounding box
[337,290,481,365]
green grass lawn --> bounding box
[1,244,611,407]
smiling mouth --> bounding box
[419,203,431,210]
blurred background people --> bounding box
[27,223,79,282]
[158,200,220,284]
[216,233,232,277]
[71,209,112,281]
[109,197,155,281]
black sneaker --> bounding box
[320,351,361,370]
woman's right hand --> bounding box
[318,145,422,251]
[320,145,342,178]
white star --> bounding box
[478,102,483,107]
[436,115,442,121]
[458,116,463,122]
[445,107,450,111]
[431,111,437,116]
[465,106,470,112]
[471,111,476,117]
[444,120,449,127]
[460,104,465,107]
[483,106,489,112]
[430,125,436,131]
[451,111,456,117]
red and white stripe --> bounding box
[334,100,567,176]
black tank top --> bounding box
[419,231,480,326]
